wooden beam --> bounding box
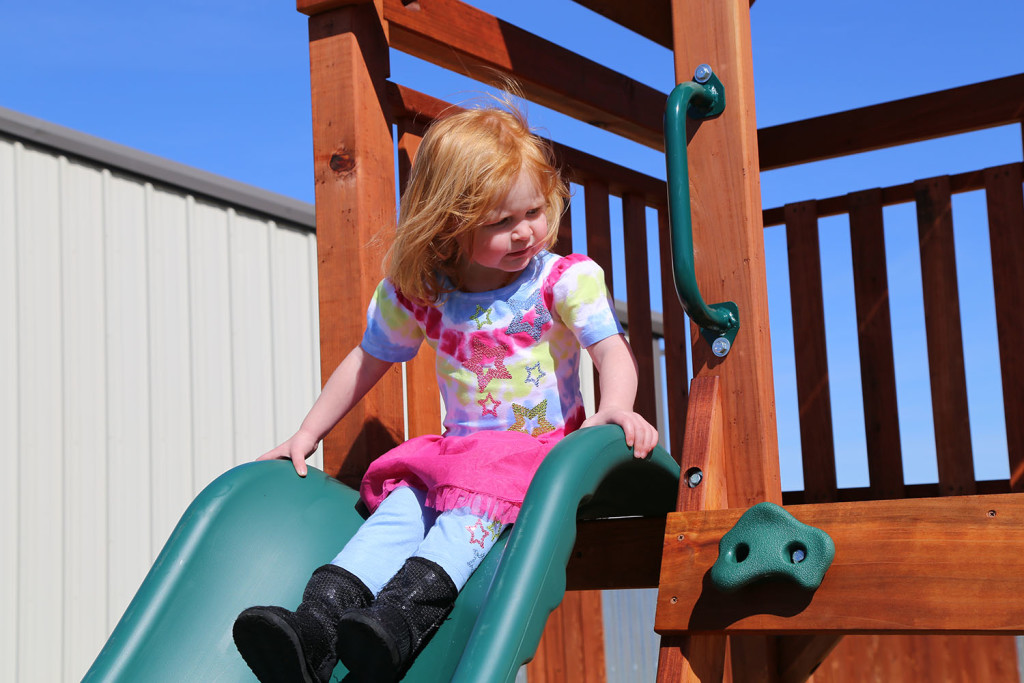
[297,0,377,16]
[570,0,673,49]
[763,165,1024,228]
[759,73,1024,171]
[782,478,1013,506]
[777,635,843,683]
[307,4,405,486]
[565,517,667,591]
[383,0,668,150]
[656,493,1024,634]
[386,82,669,205]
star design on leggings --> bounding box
[466,519,490,548]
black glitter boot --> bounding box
[335,557,458,681]
[233,564,373,683]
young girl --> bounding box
[233,102,658,683]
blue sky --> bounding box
[3,0,1022,492]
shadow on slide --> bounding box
[84,425,680,682]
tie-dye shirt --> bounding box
[361,251,622,438]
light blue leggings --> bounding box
[331,486,506,594]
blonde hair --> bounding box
[386,103,569,303]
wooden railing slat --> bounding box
[395,120,444,439]
[382,0,667,150]
[914,176,975,496]
[657,209,689,458]
[584,180,614,409]
[984,164,1024,491]
[848,189,905,499]
[623,193,658,425]
[784,201,838,503]
[554,197,574,257]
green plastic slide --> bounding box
[84,425,680,682]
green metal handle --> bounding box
[665,65,739,356]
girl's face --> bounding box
[457,170,549,292]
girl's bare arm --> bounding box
[581,334,659,459]
[259,345,393,476]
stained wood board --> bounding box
[656,493,1024,634]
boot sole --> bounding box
[233,608,320,683]
[336,611,403,681]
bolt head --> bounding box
[694,64,713,83]
[711,336,731,357]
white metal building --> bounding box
[1,106,324,682]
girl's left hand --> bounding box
[581,408,659,459]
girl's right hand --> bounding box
[257,431,319,477]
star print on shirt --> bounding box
[463,336,512,392]
[466,519,490,548]
[524,362,546,387]
[506,290,551,341]
[508,399,555,437]
[470,304,493,330]
[478,393,501,417]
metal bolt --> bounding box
[792,548,806,563]
[687,469,703,488]
[711,336,731,357]
[694,64,713,83]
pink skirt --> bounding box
[360,429,566,525]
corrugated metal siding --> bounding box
[1,134,322,682]
[602,589,660,683]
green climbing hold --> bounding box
[710,502,835,594]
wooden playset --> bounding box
[297,0,1024,681]
[84,1,1024,680]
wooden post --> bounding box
[668,0,780,509]
[657,377,728,683]
[669,1,781,679]
[302,0,404,486]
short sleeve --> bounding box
[360,280,424,362]
[550,256,623,348]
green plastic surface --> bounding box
[710,502,835,594]
[84,425,680,682]
[664,67,740,351]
